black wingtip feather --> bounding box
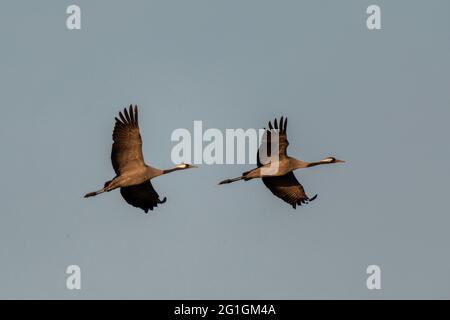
[267,117,288,133]
[117,105,140,125]
[115,117,123,125]
[123,107,131,123]
[119,111,127,123]
[134,105,138,125]
[128,105,134,123]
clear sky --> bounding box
[1,0,449,299]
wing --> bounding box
[262,172,317,209]
[120,181,167,213]
[111,105,145,175]
[257,117,289,167]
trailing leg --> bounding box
[84,179,116,198]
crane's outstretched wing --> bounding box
[257,117,289,166]
[111,105,145,175]
[120,181,167,213]
[262,172,317,209]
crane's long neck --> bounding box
[292,158,332,169]
[305,159,332,168]
[161,166,187,175]
[145,165,193,179]
[292,159,310,169]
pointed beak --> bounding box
[189,165,198,168]
[335,159,345,163]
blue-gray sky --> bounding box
[1,0,450,299]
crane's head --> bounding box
[320,157,345,164]
[175,163,197,170]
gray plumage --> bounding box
[219,117,344,208]
[84,105,196,213]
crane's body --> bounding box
[219,117,344,208]
[84,105,195,213]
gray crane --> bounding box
[219,117,344,208]
[84,105,196,213]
